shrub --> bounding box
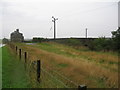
[32,37,45,43]
[88,37,112,51]
[111,27,120,52]
[65,38,81,46]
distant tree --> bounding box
[111,27,120,52]
[32,37,45,43]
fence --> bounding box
[8,42,87,89]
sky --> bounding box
[0,0,119,39]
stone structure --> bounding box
[10,29,24,42]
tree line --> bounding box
[23,27,120,53]
[88,27,120,52]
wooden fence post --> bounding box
[78,85,87,90]
[37,60,41,82]
[16,46,18,54]
[19,49,21,59]
[24,52,27,63]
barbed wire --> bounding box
[51,69,78,87]
[9,43,78,88]
[41,67,68,88]
[27,60,78,88]
[41,65,78,87]
[41,72,58,88]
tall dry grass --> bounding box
[40,42,118,72]
[15,43,118,88]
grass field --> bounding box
[14,42,118,88]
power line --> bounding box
[50,27,52,31]
[48,3,116,38]
[59,3,117,19]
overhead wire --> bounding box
[59,3,117,19]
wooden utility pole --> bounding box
[52,16,58,39]
[86,28,88,38]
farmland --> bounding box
[8,41,118,88]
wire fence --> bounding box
[48,68,78,87]
[8,42,87,89]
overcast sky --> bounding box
[0,0,119,39]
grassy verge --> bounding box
[2,46,30,88]
[2,45,69,88]
[0,47,2,89]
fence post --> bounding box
[78,85,87,90]
[16,46,18,54]
[37,60,41,82]
[19,49,21,59]
[24,52,27,63]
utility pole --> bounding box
[52,16,58,39]
[86,28,88,38]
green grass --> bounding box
[2,46,31,88]
[0,47,2,89]
[34,43,77,58]
[2,45,68,88]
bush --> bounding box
[32,37,45,43]
[65,38,81,46]
[88,37,112,51]
[88,27,120,52]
